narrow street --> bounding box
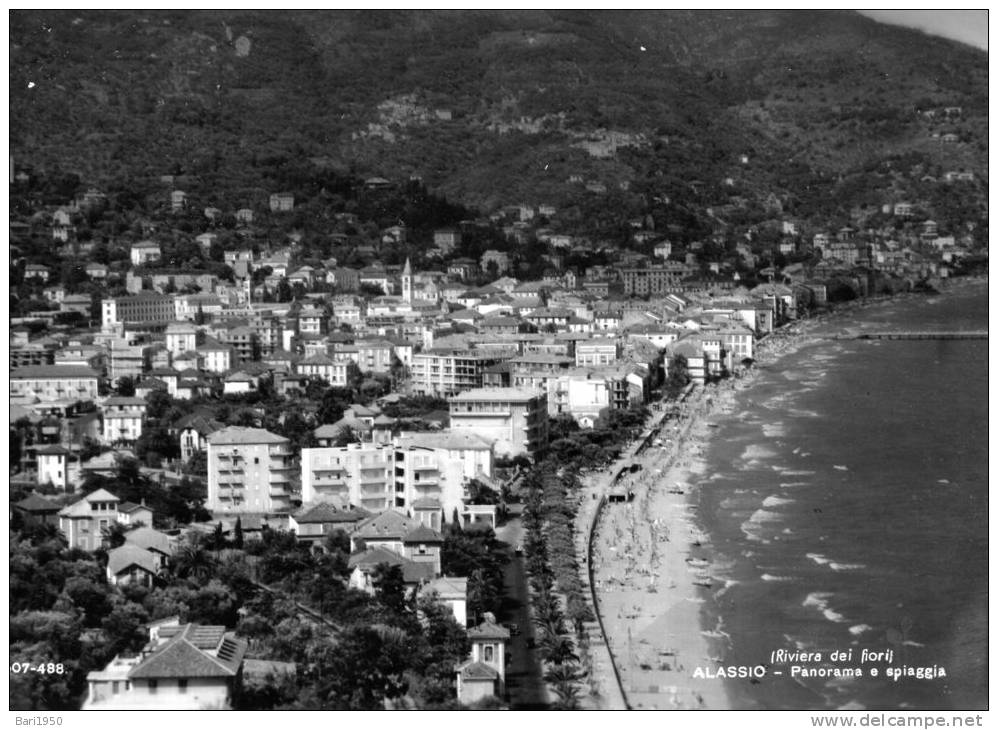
[496,517,549,709]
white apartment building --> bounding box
[207,427,294,514]
[102,396,146,444]
[300,443,394,513]
[411,350,505,397]
[164,323,199,358]
[197,339,232,374]
[296,354,350,386]
[301,432,494,517]
[574,338,620,367]
[10,365,100,402]
[449,387,549,457]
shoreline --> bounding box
[582,279,988,710]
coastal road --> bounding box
[497,517,549,709]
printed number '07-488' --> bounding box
[10,663,65,674]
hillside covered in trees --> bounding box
[10,10,988,219]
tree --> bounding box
[145,389,174,421]
[539,633,578,666]
[371,563,408,618]
[233,517,244,549]
[332,426,359,447]
[665,354,690,396]
[465,479,500,505]
[173,539,216,584]
[105,522,128,549]
[135,424,179,466]
[299,625,415,709]
[116,376,136,397]
[211,522,227,551]
[276,278,292,302]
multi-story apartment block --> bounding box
[620,262,695,296]
[10,340,58,369]
[297,354,351,386]
[411,349,507,397]
[715,322,755,362]
[106,338,149,383]
[207,427,294,515]
[164,322,200,358]
[449,387,548,457]
[354,339,395,373]
[10,365,100,403]
[298,306,326,336]
[102,396,146,444]
[217,325,258,363]
[509,354,574,396]
[36,444,71,490]
[301,431,494,517]
[394,432,493,516]
[197,338,233,374]
[574,338,620,367]
[101,293,175,327]
[300,443,394,513]
[173,293,224,321]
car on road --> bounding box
[514,543,524,555]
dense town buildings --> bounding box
[9,146,983,711]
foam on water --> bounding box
[763,495,794,507]
[788,408,821,418]
[830,562,866,572]
[741,444,779,461]
[749,508,783,523]
[802,592,847,623]
[806,553,830,565]
[760,573,796,582]
[849,624,874,636]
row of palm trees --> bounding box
[521,466,591,710]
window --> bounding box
[178,679,188,694]
[484,645,495,662]
[148,680,158,694]
[254,457,259,464]
[112,681,119,694]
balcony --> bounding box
[413,462,437,471]
[413,476,439,487]
[313,476,347,488]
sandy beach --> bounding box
[584,318,827,710]
[580,279,988,710]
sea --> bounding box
[695,280,989,711]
